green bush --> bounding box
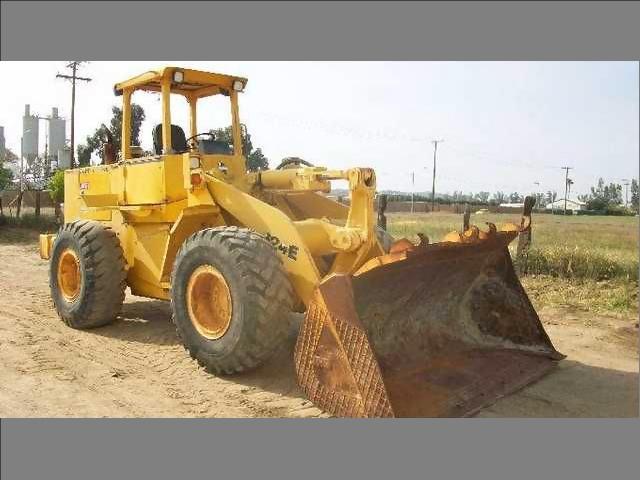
[48,170,65,203]
[0,165,14,191]
[525,246,638,282]
[605,205,634,216]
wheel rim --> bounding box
[186,265,233,340]
[57,248,81,302]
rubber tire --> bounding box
[49,220,127,329]
[170,227,295,375]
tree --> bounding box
[509,192,523,203]
[475,191,491,204]
[566,178,574,197]
[604,182,623,205]
[111,104,146,152]
[492,191,506,205]
[0,165,13,191]
[0,147,16,190]
[546,190,557,204]
[585,177,623,211]
[48,170,65,203]
[534,192,546,208]
[76,143,94,167]
[247,148,268,172]
[209,126,269,171]
[631,178,639,213]
[77,104,146,166]
[2,147,19,164]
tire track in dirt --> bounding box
[0,240,324,417]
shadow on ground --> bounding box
[93,297,639,417]
[93,299,178,347]
[478,359,638,418]
[93,298,307,400]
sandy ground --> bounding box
[0,232,637,418]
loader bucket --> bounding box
[294,230,563,417]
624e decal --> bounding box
[264,233,299,261]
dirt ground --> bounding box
[0,231,637,418]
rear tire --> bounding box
[49,220,127,329]
[170,227,295,375]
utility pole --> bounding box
[561,166,572,215]
[19,136,24,192]
[35,114,50,178]
[431,139,444,213]
[410,171,415,213]
[17,134,27,218]
[57,61,91,168]
[19,128,32,192]
[622,179,630,207]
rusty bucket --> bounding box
[294,231,563,417]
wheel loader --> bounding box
[40,66,563,417]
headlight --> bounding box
[232,80,245,92]
[173,70,184,83]
[189,156,200,169]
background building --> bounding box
[22,104,39,166]
[545,198,586,213]
[48,107,66,163]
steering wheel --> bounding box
[186,132,216,149]
[275,157,315,170]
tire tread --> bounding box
[170,227,294,375]
[50,220,126,329]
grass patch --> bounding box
[0,214,59,245]
[388,212,639,282]
[0,214,59,233]
[522,275,638,316]
[524,246,638,281]
[388,212,638,314]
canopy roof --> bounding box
[113,66,248,99]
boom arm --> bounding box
[204,167,384,306]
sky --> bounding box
[0,61,637,197]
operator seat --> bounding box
[153,124,188,155]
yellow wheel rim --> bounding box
[186,265,233,340]
[57,248,81,302]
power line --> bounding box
[444,144,561,171]
[56,61,92,168]
[430,139,444,213]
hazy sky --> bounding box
[0,61,637,196]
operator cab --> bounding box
[114,66,247,168]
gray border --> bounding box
[2,1,640,60]
[1,1,639,480]
[2,419,640,480]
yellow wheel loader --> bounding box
[40,66,563,417]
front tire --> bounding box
[170,227,294,375]
[49,220,127,329]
